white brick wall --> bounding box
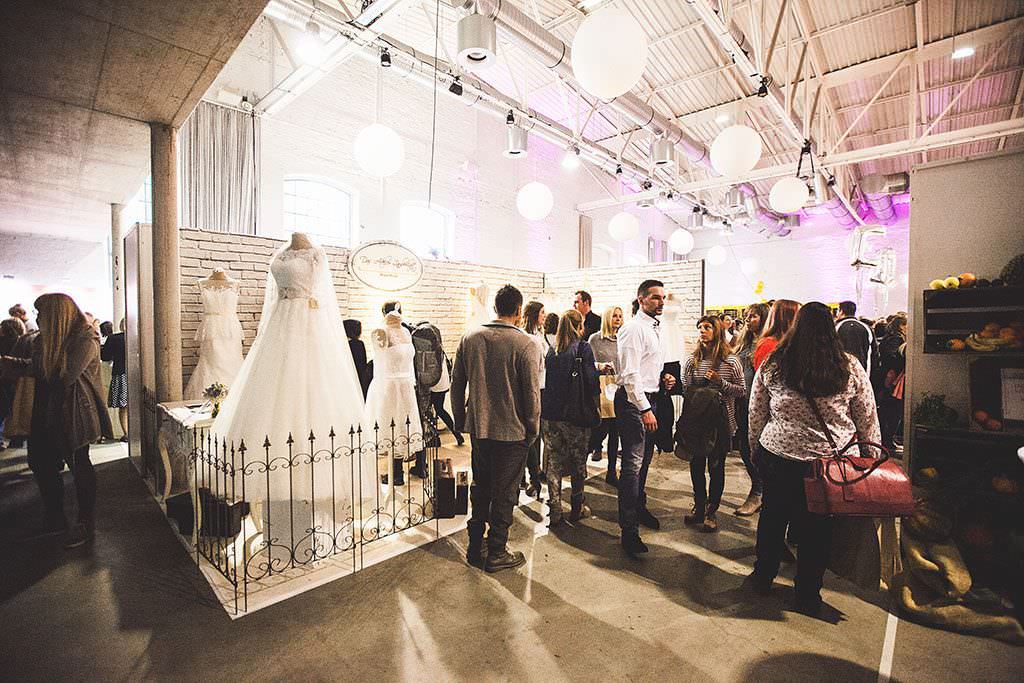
[179,229,545,385]
[179,230,704,387]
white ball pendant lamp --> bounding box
[768,176,810,213]
[571,8,649,100]
[608,211,640,242]
[354,123,405,178]
[710,125,762,178]
[707,244,728,266]
[668,228,694,256]
[516,181,554,221]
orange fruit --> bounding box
[973,409,990,423]
[958,273,977,287]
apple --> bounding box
[973,409,990,423]
[929,279,946,290]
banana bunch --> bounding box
[965,333,1017,351]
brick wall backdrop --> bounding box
[178,229,545,387]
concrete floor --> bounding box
[1,442,1021,682]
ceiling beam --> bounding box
[576,117,1024,210]
[997,72,1024,151]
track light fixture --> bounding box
[756,75,770,98]
[650,137,676,167]
[505,110,515,126]
[505,124,528,158]
[615,163,623,176]
[641,180,654,191]
[689,207,703,229]
[457,13,498,70]
[448,76,463,97]
[380,47,392,67]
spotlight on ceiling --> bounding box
[615,163,623,176]
[562,146,581,170]
[505,125,528,158]
[689,207,703,229]
[380,47,392,67]
[654,191,675,210]
[952,45,975,60]
[505,110,515,126]
[296,20,326,66]
[637,197,655,209]
[650,138,676,167]
[448,76,464,97]
[457,13,498,70]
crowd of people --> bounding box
[452,284,900,617]
[0,298,128,549]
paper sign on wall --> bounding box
[348,241,423,292]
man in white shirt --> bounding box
[615,279,670,557]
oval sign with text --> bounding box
[348,241,423,292]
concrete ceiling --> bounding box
[0,0,268,239]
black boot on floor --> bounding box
[568,494,592,523]
[605,470,618,487]
[637,508,660,530]
[466,521,486,568]
[621,532,649,557]
[794,592,823,618]
[683,501,706,527]
[743,571,773,596]
[485,548,526,573]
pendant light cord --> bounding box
[427,0,441,207]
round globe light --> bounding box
[571,8,649,100]
[354,123,405,178]
[668,228,694,256]
[769,176,810,213]
[740,257,759,277]
[608,211,640,242]
[710,124,762,178]
[516,181,554,221]
[707,244,728,266]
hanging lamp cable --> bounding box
[427,0,441,207]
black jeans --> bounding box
[690,442,726,513]
[588,417,619,470]
[431,391,460,438]
[469,438,529,552]
[615,388,657,533]
[879,395,903,451]
[753,445,833,600]
[28,440,95,527]
[525,434,543,486]
[734,400,762,496]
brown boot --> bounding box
[701,506,719,533]
[735,493,762,517]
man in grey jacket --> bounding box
[451,284,542,573]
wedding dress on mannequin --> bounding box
[363,312,423,455]
[184,269,244,400]
[212,233,377,514]
[468,282,490,328]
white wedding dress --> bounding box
[362,315,424,457]
[212,245,377,510]
[184,283,244,400]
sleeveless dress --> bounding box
[362,323,424,457]
[184,284,244,400]
[211,246,377,508]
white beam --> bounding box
[998,73,1024,151]
[576,118,1024,211]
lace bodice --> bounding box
[196,283,242,342]
[271,248,321,300]
[372,325,415,380]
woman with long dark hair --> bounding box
[1,293,113,547]
[541,309,600,527]
[878,314,907,451]
[752,299,800,370]
[747,302,881,616]
[732,303,769,516]
[681,316,745,532]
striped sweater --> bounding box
[681,355,746,436]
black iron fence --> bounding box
[187,417,439,614]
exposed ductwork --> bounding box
[263,0,694,210]
[860,172,909,224]
[452,0,787,233]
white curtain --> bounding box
[179,102,260,234]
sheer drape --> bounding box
[179,101,260,234]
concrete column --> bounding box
[150,123,182,402]
[110,203,127,327]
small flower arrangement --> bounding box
[204,382,229,417]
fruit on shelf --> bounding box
[991,475,1020,495]
[980,322,1001,338]
[917,466,940,481]
[983,417,1003,432]
[958,272,977,287]
[976,278,992,287]
[946,338,966,351]
[973,409,990,423]
[964,333,1021,351]
[929,278,947,290]
[943,276,960,289]
[999,327,1017,340]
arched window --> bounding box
[283,176,358,246]
[400,202,453,260]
